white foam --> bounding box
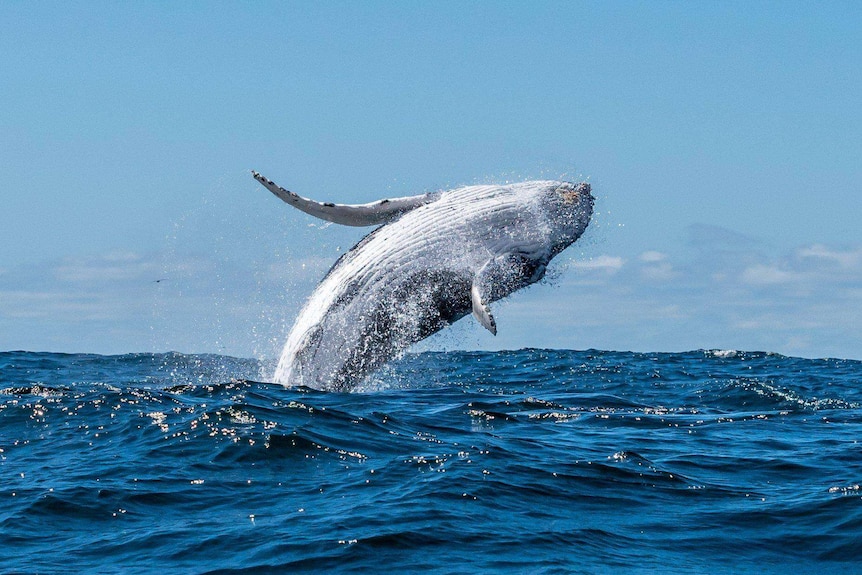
[709,349,738,359]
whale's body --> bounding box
[253,173,593,390]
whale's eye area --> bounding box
[556,182,591,205]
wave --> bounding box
[2,349,862,573]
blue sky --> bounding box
[1,2,860,360]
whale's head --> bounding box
[541,181,594,256]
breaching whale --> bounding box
[253,171,594,390]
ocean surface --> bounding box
[1,349,861,574]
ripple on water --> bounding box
[1,349,862,573]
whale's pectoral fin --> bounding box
[471,254,548,335]
[471,282,497,335]
[252,171,439,227]
[471,257,516,336]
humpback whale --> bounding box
[253,172,593,390]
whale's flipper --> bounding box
[471,282,497,335]
[252,171,439,227]
[471,253,550,335]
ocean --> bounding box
[1,348,861,574]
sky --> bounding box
[1,1,860,360]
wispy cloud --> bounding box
[15,242,351,352]
[637,251,676,281]
[500,225,862,359]
[796,244,862,269]
[53,253,165,284]
[639,251,667,263]
[740,264,797,285]
[570,254,625,271]
[2,225,860,360]
[687,223,761,250]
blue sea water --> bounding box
[1,349,861,574]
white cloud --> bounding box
[46,252,216,286]
[641,261,675,281]
[732,314,822,331]
[0,288,132,321]
[571,255,625,271]
[637,251,675,280]
[101,251,145,263]
[797,244,862,269]
[740,264,797,285]
[2,236,861,360]
[639,250,667,263]
[54,256,161,283]
[528,238,861,358]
